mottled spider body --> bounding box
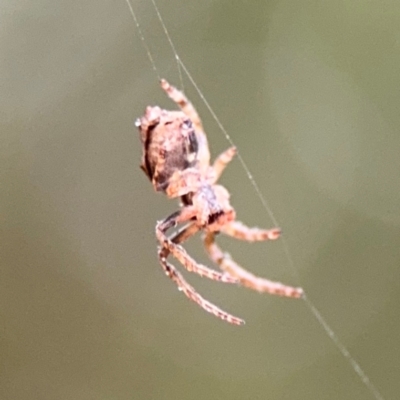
[136,79,303,325]
[137,106,198,193]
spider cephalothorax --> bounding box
[136,79,303,325]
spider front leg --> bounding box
[211,146,237,183]
[156,210,244,325]
[160,79,211,171]
[203,231,304,298]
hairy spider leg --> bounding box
[156,211,244,325]
[161,222,240,285]
[158,255,244,325]
[221,221,282,242]
[211,146,237,183]
[167,221,201,244]
[160,79,210,173]
[203,230,304,298]
[156,210,237,283]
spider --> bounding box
[136,79,303,325]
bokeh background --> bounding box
[1,1,399,399]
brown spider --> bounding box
[136,79,303,325]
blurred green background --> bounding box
[1,1,399,399]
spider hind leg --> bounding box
[158,252,244,326]
[156,210,245,325]
[156,212,237,283]
[203,231,304,298]
[221,220,282,242]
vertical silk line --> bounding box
[123,1,385,399]
[123,0,160,80]
[149,0,184,90]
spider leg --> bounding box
[168,222,201,245]
[164,168,202,198]
[211,146,237,183]
[159,222,199,261]
[221,221,282,242]
[203,232,304,298]
[156,211,244,325]
[160,79,204,133]
[156,210,237,283]
[158,256,244,325]
[160,79,210,170]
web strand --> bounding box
[124,1,385,399]
[303,295,385,400]
[123,0,160,80]
[149,0,184,90]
